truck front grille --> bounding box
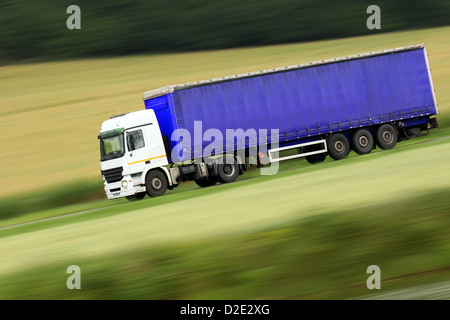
[102,167,123,183]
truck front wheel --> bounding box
[145,170,168,197]
[327,133,350,160]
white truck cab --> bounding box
[98,109,172,200]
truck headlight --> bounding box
[121,180,128,188]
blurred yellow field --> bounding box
[0,26,449,197]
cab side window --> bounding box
[126,129,145,151]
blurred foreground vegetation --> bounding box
[0,179,104,221]
[1,0,450,62]
[1,187,449,299]
[0,137,449,299]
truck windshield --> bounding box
[99,134,125,161]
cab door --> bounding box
[125,127,151,174]
[125,124,168,174]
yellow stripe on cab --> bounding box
[128,155,166,165]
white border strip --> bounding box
[268,140,327,163]
[423,46,439,115]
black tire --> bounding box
[375,124,398,150]
[217,156,239,183]
[352,129,374,155]
[327,133,350,160]
[145,170,168,197]
[126,192,146,201]
[301,145,327,164]
[194,176,218,188]
[305,153,327,164]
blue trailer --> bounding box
[98,44,439,199]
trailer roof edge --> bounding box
[143,44,426,101]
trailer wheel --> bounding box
[217,156,239,183]
[145,170,168,197]
[194,176,218,188]
[352,129,374,155]
[375,124,398,150]
[327,133,350,160]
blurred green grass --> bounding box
[0,137,449,299]
[1,186,449,299]
[0,179,105,221]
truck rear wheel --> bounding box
[217,156,239,183]
[327,133,350,160]
[145,170,168,197]
[375,124,398,149]
[352,129,374,155]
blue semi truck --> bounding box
[98,44,439,200]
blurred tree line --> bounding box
[1,0,449,62]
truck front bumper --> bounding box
[104,178,146,200]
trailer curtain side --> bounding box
[144,46,437,162]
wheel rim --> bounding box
[334,140,345,153]
[359,135,369,148]
[382,130,394,144]
[151,177,162,190]
[223,164,235,176]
